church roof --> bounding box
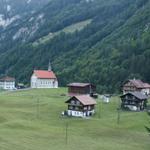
[33,70,57,79]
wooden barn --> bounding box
[120,92,148,111]
[65,95,96,117]
[67,83,96,96]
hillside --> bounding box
[0,0,150,92]
[0,88,149,150]
[0,0,51,28]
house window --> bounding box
[71,100,75,104]
[84,107,87,110]
[76,101,80,105]
[69,106,73,110]
[75,107,79,110]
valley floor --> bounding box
[0,88,149,150]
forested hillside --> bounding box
[0,0,150,93]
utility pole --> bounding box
[98,98,101,119]
[117,108,120,124]
[117,98,121,124]
[65,122,68,145]
[37,98,40,119]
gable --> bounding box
[124,81,135,87]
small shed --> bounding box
[102,94,111,103]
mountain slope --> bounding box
[0,0,150,93]
[0,0,50,27]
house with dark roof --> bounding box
[0,76,15,90]
[120,92,148,111]
[65,95,96,117]
[122,79,150,95]
[67,83,96,96]
[31,62,58,88]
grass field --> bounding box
[0,88,149,150]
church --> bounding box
[30,62,58,88]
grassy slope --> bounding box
[0,88,149,150]
[33,19,92,46]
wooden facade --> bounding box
[67,83,96,96]
[120,92,148,111]
[122,79,150,95]
[65,95,96,117]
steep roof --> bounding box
[67,83,91,87]
[0,76,15,82]
[33,70,57,79]
[128,79,150,88]
[66,95,97,105]
[121,91,148,100]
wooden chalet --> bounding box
[65,95,96,117]
[120,92,148,111]
[122,79,150,95]
[67,83,96,96]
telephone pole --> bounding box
[36,98,40,119]
[65,122,68,145]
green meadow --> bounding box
[0,88,149,150]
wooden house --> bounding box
[0,76,15,90]
[122,79,150,95]
[65,95,96,117]
[67,83,96,96]
[120,92,148,111]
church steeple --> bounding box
[48,60,52,71]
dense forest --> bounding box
[0,0,150,93]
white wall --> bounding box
[67,110,95,117]
[31,74,58,88]
[141,88,150,95]
[0,81,15,90]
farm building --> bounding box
[122,79,150,95]
[0,76,15,90]
[67,83,96,96]
[120,92,148,111]
[65,95,96,117]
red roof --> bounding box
[34,70,57,79]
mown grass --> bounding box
[0,88,149,150]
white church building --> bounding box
[0,76,15,90]
[31,62,58,88]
